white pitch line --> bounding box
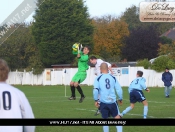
[28,96,62,98]
[28,96,93,99]
[28,96,175,105]
[75,108,87,110]
[76,108,96,112]
[124,113,156,118]
[29,99,175,107]
[30,100,71,103]
[75,108,175,119]
[123,99,175,104]
[124,105,175,107]
[124,113,175,119]
[29,96,175,103]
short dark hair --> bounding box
[165,67,169,70]
[84,45,91,51]
[137,71,143,77]
[0,59,9,81]
[89,56,97,60]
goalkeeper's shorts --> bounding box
[71,71,87,83]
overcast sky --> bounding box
[1,0,175,24]
[0,0,145,24]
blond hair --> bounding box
[0,59,9,81]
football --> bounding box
[72,43,79,54]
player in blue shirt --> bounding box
[120,71,150,119]
[93,63,123,132]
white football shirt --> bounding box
[0,82,35,132]
[95,59,111,76]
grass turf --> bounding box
[14,85,175,132]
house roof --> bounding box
[51,62,137,68]
[160,28,175,40]
[51,64,72,67]
[115,62,137,67]
[51,64,76,68]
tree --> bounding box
[158,41,175,60]
[0,23,44,74]
[36,0,45,6]
[0,24,20,44]
[120,5,174,35]
[151,55,175,72]
[0,24,32,70]
[32,0,94,67]
[122,25,159,61]
[92,15,129,61]
[153,39,175,72]
[120,5,140,31]
[136,59,150,69]
[27,50,44,74]
[159,36,172,45]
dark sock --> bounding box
[70,86,75,97]
[76,85,84,97]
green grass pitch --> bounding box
[15,85,175,132]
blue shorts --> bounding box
[100,102,119,119]
[130,89,146,103]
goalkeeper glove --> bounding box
[78,44,83,53]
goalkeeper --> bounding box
[68,44,90,103]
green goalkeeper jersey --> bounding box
[78,52,89,71]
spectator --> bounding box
[162,67,173,98]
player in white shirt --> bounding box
[0,59,35,132]
[89,56,114,115]
[89,56,113,76]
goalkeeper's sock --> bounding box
[70,86,75,97]
[143,106,148,119]
[76,85,84,97]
